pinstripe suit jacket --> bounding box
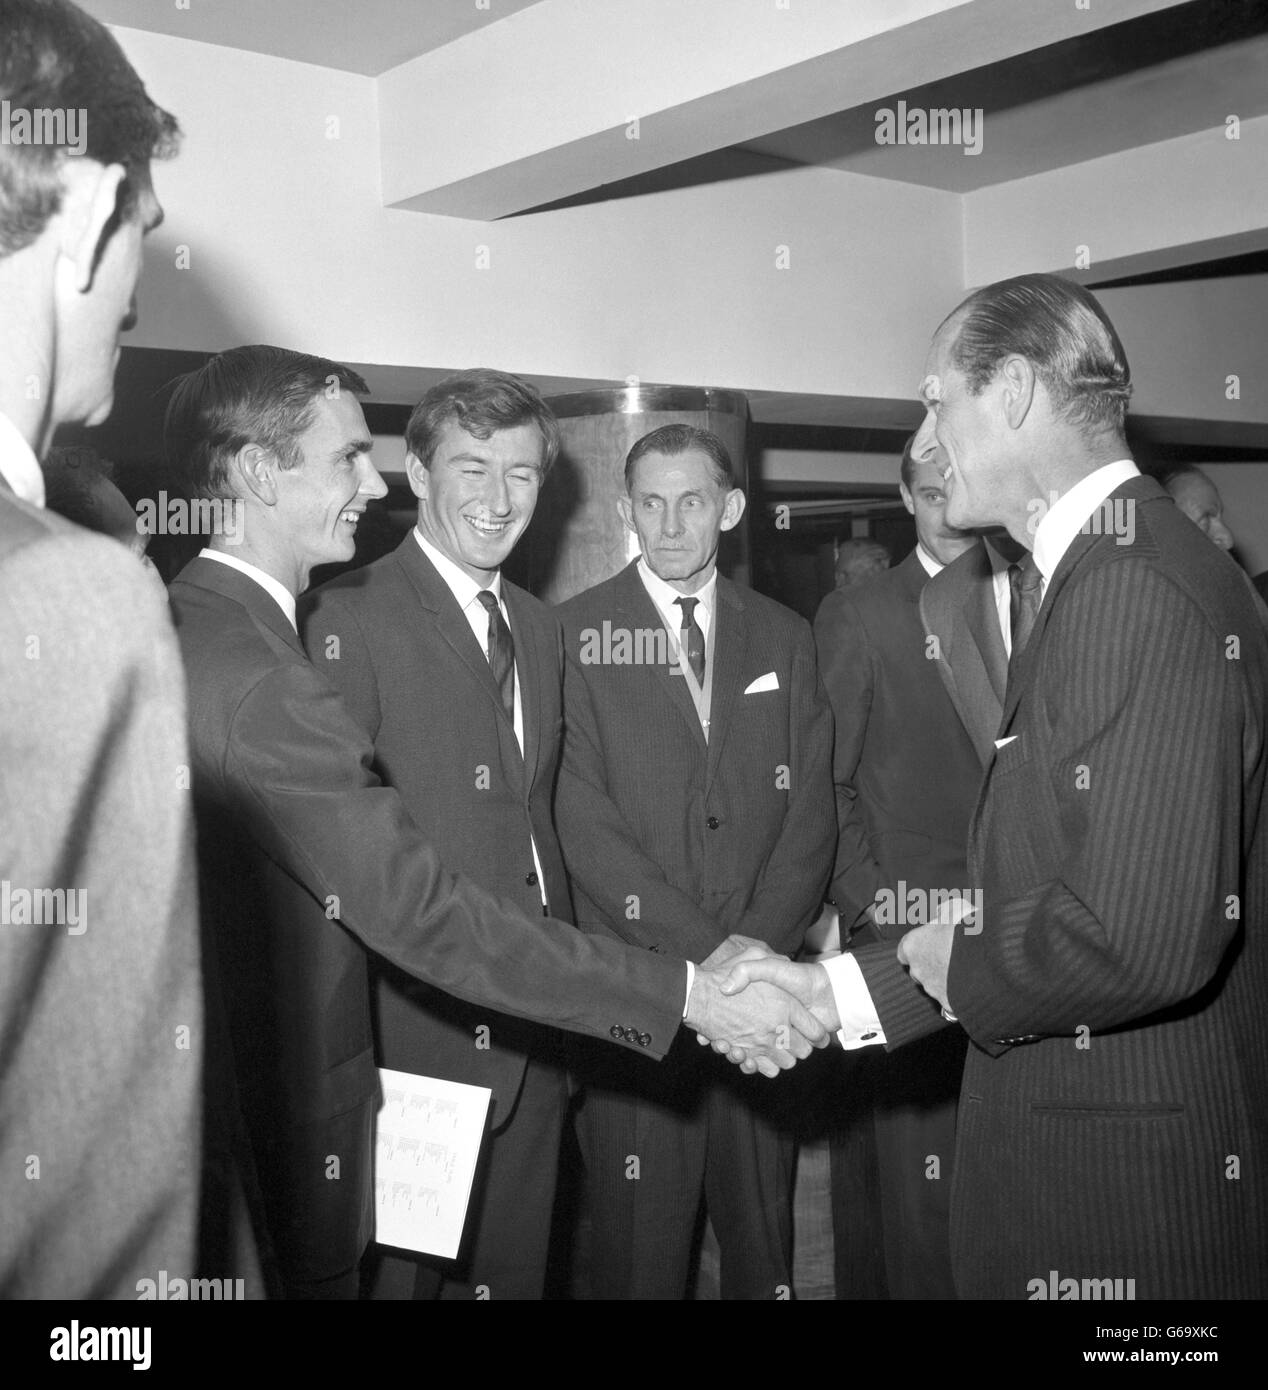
[947,475,1268,1298]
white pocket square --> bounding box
[744,672,779,695]
[994,735,1019,750]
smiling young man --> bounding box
[302,369,578,1299]
[554,424,835,1299]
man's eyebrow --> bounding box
[341,437,373,455]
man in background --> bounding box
[833,537,890,590]
[557,424,835,1299]
[813,434,983,1299]
[1160,464,1235,552]
[0,0,203,1297]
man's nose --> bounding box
[662,506,685,536]
[1211,518,1234,551]
[912,413,938,463]
[358,458,388,500]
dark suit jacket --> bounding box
[169,556,686,1280]
[1,485,203,1297]
[814,547,988,1041]
[303,537,570,1129]
[920,541,1010,766]
[555,561,834,963]
[947,476,1268,1298]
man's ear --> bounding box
[999,353,1036,430]
[899,480,915,517]
[405,451,429,502]
[719,488,747,533]
[617,493,635,533]
[231,444,279,507]
[57,160,128,294]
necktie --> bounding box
[476,589,515,722]
[1009,553,1044,660]
[675,596,706,686]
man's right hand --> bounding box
[707,957,842,1074]
[684,961,830,1078]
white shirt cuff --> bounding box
[682,960,695,1018]
[820,952,886,1050]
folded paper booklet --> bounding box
[373,1069,492,1259]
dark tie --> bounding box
[476,589,515,722]
[675,596,706,686]
[1009,553,1044,660]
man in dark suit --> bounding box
[165,347,828,1298]
[725,273,1268,1299]
[303,370,574,1300]
[556,423,835,1299]
[813,434,985,1299]
[0,0,205,1297]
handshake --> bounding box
[682,936,841,1079]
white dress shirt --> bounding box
[199,547,298,631]
[636,554,717,643]
[0,409,46,508]
[414,527,548,908]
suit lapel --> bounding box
[965,545,1008,706]
[919,543,1003,766]
[704,578,746,787]
[394,540,525,787]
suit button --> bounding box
[706,816,720,830]
[638,1032,651,1047]
[525,871,538,887]
[610,1025,624,1039]
[623,1027,638,1043]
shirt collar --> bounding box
[415,526,502,611]
[915,543,943,578]
[1032,459,1140,587]
[199,547,298,631]
[636,555,717,625]
[0,409,46,508]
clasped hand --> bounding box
[684,935,839,1078]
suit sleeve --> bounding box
[554,634,723,963]
[852,942,951,1049]
[730,620,836,955]
[221,657,685,1058]
[949,560,1249,1045]
[813,590,886,926]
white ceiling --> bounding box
[741,30,1268,194]
[80,0,545,75]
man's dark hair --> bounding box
[624,423,736,493]
[164,345,369,499]
[405,368,559,477]
[942,273,1132,435]
[0,0,180,256]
